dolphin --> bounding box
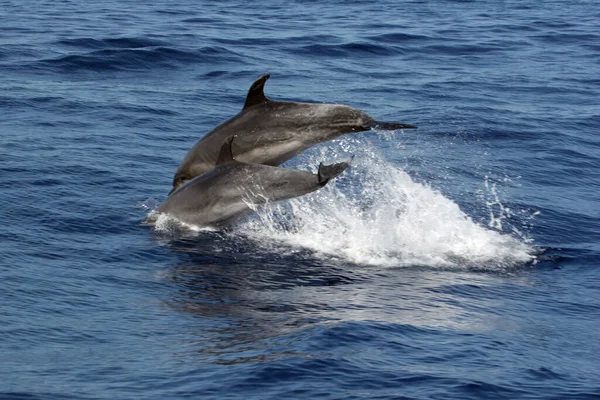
[170,74,415,193]
[157,136,350,228]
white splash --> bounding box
[234,139,536,270]
[140,201,218,234]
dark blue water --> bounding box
[2,0,599,399]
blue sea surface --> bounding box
[1,0,599,399]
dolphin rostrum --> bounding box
[170,74,415,193]
[158,136,350,228]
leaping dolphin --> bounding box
[170,74,415,193]
[158,136,350,228]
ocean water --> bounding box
[1,0,599,398]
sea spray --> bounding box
[235,138,536,270]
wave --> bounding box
[295,42,404,58]
[421,43,506,55]
[366,32,434,43]
[56,36,168,50]
[37,45,242,72]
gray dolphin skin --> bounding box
[158,137,350,228]
[170,74,416,193]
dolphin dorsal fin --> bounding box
[243,74,271,110]
[216,136,236,165]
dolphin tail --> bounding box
[369,121,417,130]
[317,158,352,185]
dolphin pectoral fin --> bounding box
[317,159,351,185]
[370,121,417,130]
[243,74,271,109]
[216,136,236,165]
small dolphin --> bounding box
[170,74,415,193]
[158,136,350,228]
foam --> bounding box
[234,140,537,270]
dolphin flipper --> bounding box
[243,74,271,109]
